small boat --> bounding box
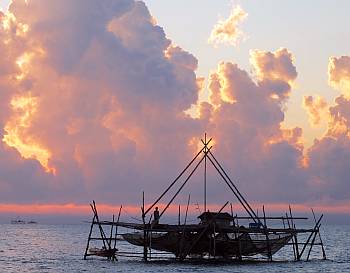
[88,247,117,258]
[11,219,26,224]
[27,221,38,224]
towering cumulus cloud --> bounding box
[307,56,350,201]
[0,0,203,204]
[202,48,307,202]
[0,0,349,211]
[208,5,247,47]
[303,96,328,126]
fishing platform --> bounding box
[83,135,326,263]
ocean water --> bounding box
[0,223,349,273]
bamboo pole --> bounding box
[206,148,262,224]
[91,201,110,250]
[159,147,212,219]
[84,213,96,260]
[311,208,326,260]
[286,212,296,260]
[263,205,272,261]
[298,214,323,260]
[205,153,258,223]
[142,191,148,262]
[109,214,115,257]
[289,205,300,261]
[144,139,211,216]
[306,227,319,261]
[204,133,207,213]
[179,194,190,259]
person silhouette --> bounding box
[153,207,160,225]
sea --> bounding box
[0,223,349,273]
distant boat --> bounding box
[10,219,26,224]
[88,247,117,258]
[27,220,38,224]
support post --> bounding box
[205,148,262,224]
[263,205,272,261]
[108,214,115,259]
[312,209,326,260]
[306,228,319,261]
[289,205,300,261]
[298,214,323,260]
[112,205,122,261]
[144,139,211,216]
[91,201,110,250]
[84,213,96,260]
[204,133,207,213]
[142,191,148,262]
[286,212,296,260]
[179,194,190,259]
[159,147,212,219]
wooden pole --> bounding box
[306,227,319,261]
[142,191,148,262]
[84,213,96,260]
[286,212,296,260]
[213,223,216,258]
[205,148,261,224]
[144,139,211,216]
[109,214,115,254]
[236,214,242,261]
[179,194,190,259]
[205,152,261,224]
[113,205,122,249]
[112,205,122,261]
[159,148,212,219]
[204,133,207,213]
[289,205,300,261]
[263,205,272,261]
[311,208,326,260]
[298,214,323,260]
[91,201,110,250]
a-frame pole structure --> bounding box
[143,133,261,227]
[204,133,207,213]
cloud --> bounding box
[0,0,349,213]
[0,0,203,204]
[328,56,350,97]
[305,56,350,202]
[208,5,247,47]
[303,95,328,126]
[250,48,297,101]
[204,49,308,202]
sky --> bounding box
[0,0,349,223]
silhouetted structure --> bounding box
[84,134,326,263]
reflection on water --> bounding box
[0,224,349,273]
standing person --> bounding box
[153,207,160,225]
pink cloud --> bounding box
[0,0,349,215]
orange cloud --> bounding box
[2,94,55,174]
[208,5,247,47]
[250,48,297,101]
[0,0,350,211]
[303,95,328,127]
[328,56,350,97]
